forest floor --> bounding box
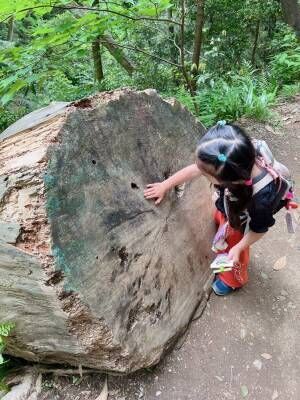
[34,95,300,400]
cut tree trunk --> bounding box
[0,89,214,373]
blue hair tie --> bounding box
[217,120,226,127]
[218,153,227,162]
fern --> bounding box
[0,323,15,338]
[0,323,15,365]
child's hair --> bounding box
[196,122,256,229]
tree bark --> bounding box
[280,0,300,38]
[190,0,205,96]
[192,0,205,69]
[168,7,178,64]
[251,20,260,66]
[179,0,194,99]
[100,34,135,75]
[0,90,213,373]
[92,39,104,83]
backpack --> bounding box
[220,139,297,237]
[252,139,295,210]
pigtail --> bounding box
[226,184,253,230]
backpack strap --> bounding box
[252,172,274,195]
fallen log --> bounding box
[0,89,214,373]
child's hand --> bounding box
[144,182,167,205]
[228,244,242,265]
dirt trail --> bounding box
[37,96,300,400]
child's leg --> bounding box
[213,209,250,289]
[218,225,250,288]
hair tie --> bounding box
[245,179,253,186]
[217,153,227,162]
[217,120,227,127]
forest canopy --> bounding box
[0,0,300,131]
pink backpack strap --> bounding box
[255,156,279,180]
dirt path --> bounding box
[38,96,300,400]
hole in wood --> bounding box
[131,182,139,189]
[175,183,185,198]
[92,160,96,165]
[163,170,170,180]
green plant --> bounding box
[270,46,300,85]
[0,322,15,393]
[0,322,15,365]
[0,106,27,133]
[279,83,300,98]
[168,68,278,127]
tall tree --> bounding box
[92,39,104,83]
[191,0,205,94]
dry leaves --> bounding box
[265,125,276,135]
[261,353,272,360]
[273,256,287,271]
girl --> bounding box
[144,121,292,296]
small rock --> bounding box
[156,391,162,397]
[273,256,287,271]
[253,359,262,370]
[272,389,279,400]
[261,353,272,360]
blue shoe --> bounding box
[212,278,234,296]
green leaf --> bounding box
[1,79,27,105]
[241,385,249,397]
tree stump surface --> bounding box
[0,89,214,373]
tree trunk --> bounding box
[168,7,178,64]
[92,39,104,83]
[251,20,260,66]
[101,34,135,75]
[7,17,14,41]
[191,0,206,96]
[0,89,214,373]
[280,0,300,38]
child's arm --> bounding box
[228,230,266,263]
[144,163,202,205]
